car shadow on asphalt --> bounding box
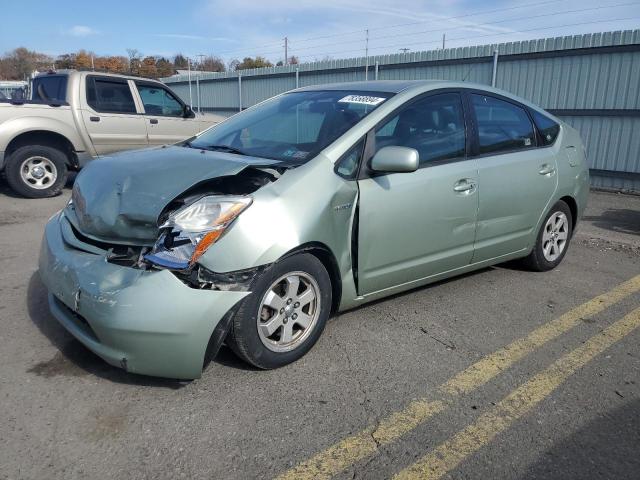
[583,208,640,236]
[521,399,640,479]
[26,272,185,389]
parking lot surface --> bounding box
[1,184,639,480]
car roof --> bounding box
[296,80,441,94]
[295,79,502,94]
[34,70,163,84]
[294,79,551,116]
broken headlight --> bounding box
[144,195,252,270]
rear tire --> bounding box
[5,145,68,198]
[227,253,332,369]
[521,200,573,272]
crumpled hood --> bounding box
[67,146,279,244]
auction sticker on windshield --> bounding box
[338,95,386,106]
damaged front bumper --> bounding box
[38,212,250,379]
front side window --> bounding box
[471,94,535,155]
[190,90,391,164]
[374,93,466,166]
[136,84,184,117]
[32,75,67,102]
[86,77,137,114]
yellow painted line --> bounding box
[439,274,640,395]
[394,306,640,480]
[275,275,640,480]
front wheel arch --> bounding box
[280,242,342,314]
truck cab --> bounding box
[0,70,223,198]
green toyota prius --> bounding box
[39,80,589,379]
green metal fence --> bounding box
[163,29,640,191]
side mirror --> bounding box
[183,105,196,119]
[370,146,419,173]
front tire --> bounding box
[5,145,68,198]
[522,200,573,272]
[228,253,332,369]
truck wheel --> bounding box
[5,145,68,198]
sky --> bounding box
[1,0,638,64]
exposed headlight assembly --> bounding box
[145,195,252,270]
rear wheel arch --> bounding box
[559,195,578,232]
[5,130,77,168]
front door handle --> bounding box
[150,118,159,124]
[453,178,477,194]
[539,164,556,176]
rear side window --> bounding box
[32,75,67,102]
[86,77,137,114]
[531,110,560,146]
[471,94,535,155]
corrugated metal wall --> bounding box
[164,29,640,191]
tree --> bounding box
[234,56,274,71]
[173,53,188,69]
[138,56,158,78]
[0,47,53,79]
[126,48,142,75]
[95,55,128,74]
[156,57,175,78]
[289,55,299,65]
[199,55,225,72]
[75,50,94,69]
[228,58,240,71]
[56,53,77,69]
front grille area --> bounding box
[66,220,148,268]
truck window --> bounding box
[87,77,137,114]
[136,84,184,117]
[32,75,68,102]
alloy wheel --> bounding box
[542,211,569,262]
[257,272,321,353]
[19,156,58,190]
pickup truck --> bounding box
[0,70,223,198]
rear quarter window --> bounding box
[531,110,560,146]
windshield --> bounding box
[189,90,392,164]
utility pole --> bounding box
[91,55,95,70]
[187,58,193,107]
[196,54,206,70]
[284,37,288,65]
[196,54,206,114]
[442,33,446,50]
[364,29,369,81]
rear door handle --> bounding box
[539,164,556,176]
[149,119,158,124]
[89,116,100,122]
[453,178,477,194]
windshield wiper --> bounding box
[200,144,247,156]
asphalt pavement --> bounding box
[0,183,638,480]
